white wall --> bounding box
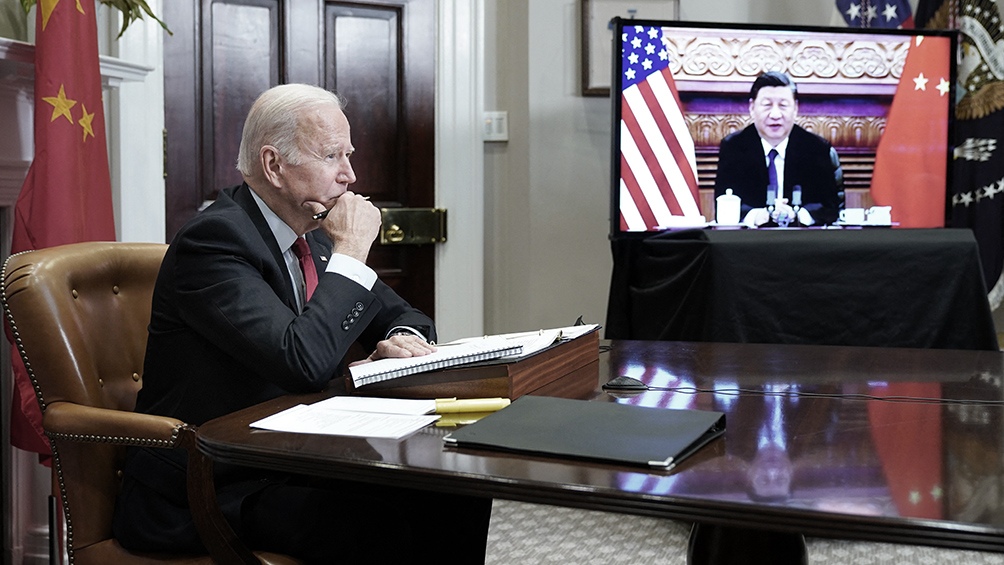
[482,0,855,336]
[484,1,612,334]
[106,2,166,244]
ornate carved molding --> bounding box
[686,114,887,148]
[662,28,909,94]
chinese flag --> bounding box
[870,36,952,227]
[868,383,943,519]
[8,0,116,461]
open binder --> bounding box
[348,325,601,399]
[443,396,725,469]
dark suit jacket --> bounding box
[114,183,435,552]
[714,124,844,225]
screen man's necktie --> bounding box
[291,237,318,301]
[767,148,779,195]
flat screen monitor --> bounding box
[610,19,956,235]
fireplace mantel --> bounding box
[0,37,153,208]
[0,37,153,85]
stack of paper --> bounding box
[441,323,600,360]
[349,335,523,388]
[250,396,440,439]
[249,396,513,439]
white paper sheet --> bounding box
[312,396,436,415]
[250,403,439,440]
[441,323,600,360]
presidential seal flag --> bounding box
[918,0,1004,308]
[8,0,117,461]
[835,0,916,28]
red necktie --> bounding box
[291,237,318,301]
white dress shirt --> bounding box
[742,136,815,227]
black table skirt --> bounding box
[606,228,998,351]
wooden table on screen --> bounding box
[196,340,1004,564]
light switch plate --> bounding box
[483,111,508,142]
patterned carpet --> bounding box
[485,500,1004,564]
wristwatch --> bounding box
[387,328,424,340]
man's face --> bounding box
[279,104,357,221]
[749,85,797,146]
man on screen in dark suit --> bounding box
[714,71,844,227]
[112,83,491,563]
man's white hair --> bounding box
[236,84,344,177]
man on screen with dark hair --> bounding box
[714,71,844,227]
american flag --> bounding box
[836,0,915,28]
[618,25,701,232]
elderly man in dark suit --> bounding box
[113,83,491,563]
[714,71,844,227]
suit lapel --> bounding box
[230,183,299,311]
[305,232,332,273]
[782,126,805,195]
[744,127,770,193]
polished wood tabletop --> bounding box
[197,340,1004,555]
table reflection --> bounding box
[607,347,1004,527]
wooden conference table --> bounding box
[197,340,1004,563]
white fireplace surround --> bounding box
[0,35,162,237]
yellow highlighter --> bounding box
[435,412,497,427]
[434,397,511,414]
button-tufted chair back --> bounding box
[3,242,172,563]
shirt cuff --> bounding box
[743,208,764,228]
[325,253,377,290]
[385,326,428,341]
[797,207,815,226]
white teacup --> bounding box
[866,206,892,225]
[839,208,866,224]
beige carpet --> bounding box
[485,500,1004,564]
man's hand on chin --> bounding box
[348,334,437,366]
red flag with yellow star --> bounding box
[8,0,117,460]
[870,35,953,227]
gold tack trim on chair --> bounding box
[1,244,293,565]
[1,249,48,415]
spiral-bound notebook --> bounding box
[350,335,523,388]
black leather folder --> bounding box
[442,396,725,469]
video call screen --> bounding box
[611,19,956,234]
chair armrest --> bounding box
[44,401,267,564]
[43,401,186,447]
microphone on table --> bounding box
[790,185,803,227]
[765,185,779,227]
